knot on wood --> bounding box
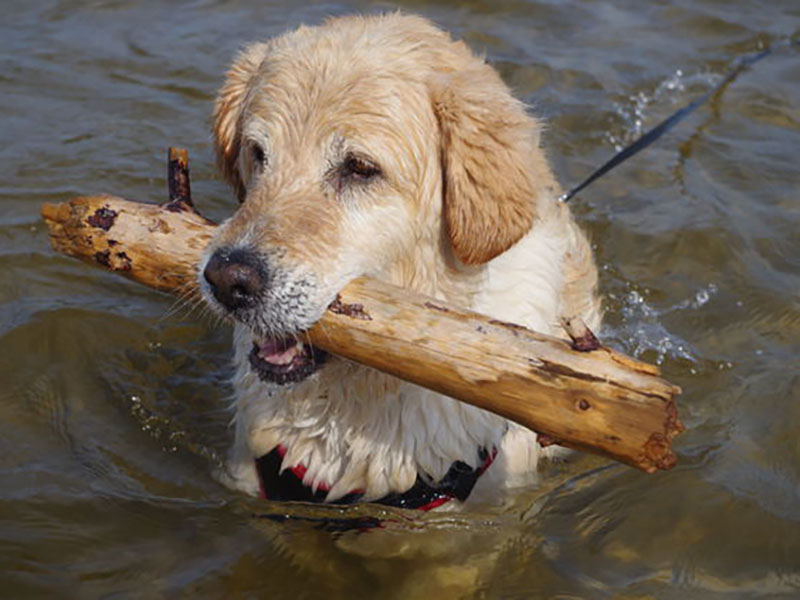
[87,206,118,231]
[328,295,371,320]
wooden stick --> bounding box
[40,149,683,472]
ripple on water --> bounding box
[2,0,800,597]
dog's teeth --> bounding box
[265,346,298,365]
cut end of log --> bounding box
[637,398,684,472]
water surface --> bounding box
[2,0,799,597]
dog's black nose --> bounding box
[203,248,266,311]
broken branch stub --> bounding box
[165,147,194,211]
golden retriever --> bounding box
[199,13,600,510]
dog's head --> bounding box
[200,14,557,384]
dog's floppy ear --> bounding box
[213,43,270,202]
[432,64,553,265]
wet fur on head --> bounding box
[204,13,601,504]
[212,13,557,267]
[212,41,270,203]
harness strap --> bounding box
[255,445,497,510]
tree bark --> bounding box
[40,151,683,473]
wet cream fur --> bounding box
[206,13,601,506]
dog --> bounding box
[199,13,601,510]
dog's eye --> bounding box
[250,143,267,170]
[341,154,381,182]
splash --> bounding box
[602,283,719,368]
[605,69,722,151]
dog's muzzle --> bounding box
[203,247,329,384]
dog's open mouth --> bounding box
[249,336,329,385]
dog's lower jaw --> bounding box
[248,336,329,385]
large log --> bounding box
[41,149,683,472]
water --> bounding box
[2,0,799,597]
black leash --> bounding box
[559,37,799,203]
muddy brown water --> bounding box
[2,1,799,598]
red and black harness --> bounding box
[256,444,497,512]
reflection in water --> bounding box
[2,0,800,597]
